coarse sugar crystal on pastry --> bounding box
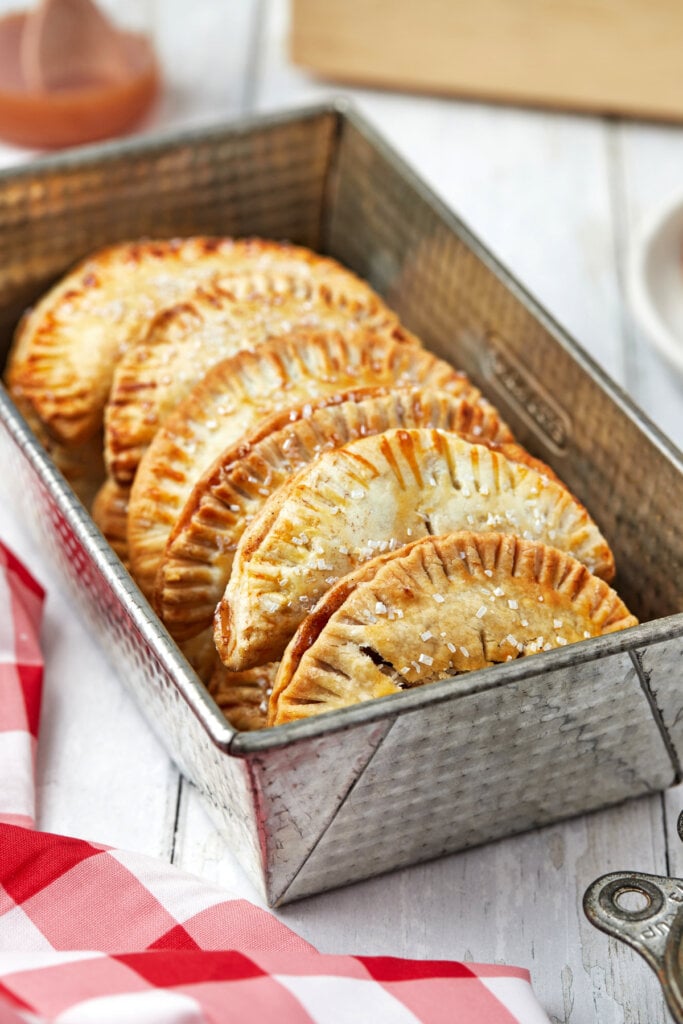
[155,386,514,652]
[127,330,481,599]
[267,531,637,726]
[215,428,616,670]
[105,267,413,486]
[5,236,383,448]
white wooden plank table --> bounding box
[1,2,682,1021]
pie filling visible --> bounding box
[268,531,637,726]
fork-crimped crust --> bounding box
[6,237,375,446]
[105,268,403,485]
[155,387,513,645]
[268,531,637,725]
[216,428,616,670]
[128,331,479,598]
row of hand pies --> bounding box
[5,237,637,730]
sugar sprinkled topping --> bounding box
[484,569,493,578]
[476,605,487,618]
[375,601,388,615]
[433,594,445,604]
[553,619,563,629]
[446,642,456,653]
[508,599,518,609]
[493,586,504,597]
[418,653,433,666]
[420,630,433,642]
[460,646,470,658]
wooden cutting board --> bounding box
[291,0,683,122]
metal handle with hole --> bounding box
[584,871,683,1022]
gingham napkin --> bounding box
[0,539,550,1023]
[0,541,44,831]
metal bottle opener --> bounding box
[584,812,683,1022]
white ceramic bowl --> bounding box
[629,189,683,378]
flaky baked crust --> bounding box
[127,331,479,598]
[105,269,407,485]
[15,397,106,509]
[268,531,637,725]
[208,661,279,732]
[155,387,513,647]
[91,478,131,566]
[6,237,378,447]
[216,428,615,670]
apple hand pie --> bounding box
[155,387,513,647]
[268,531,637,726]
[208,661,279,732]
[216,428,615,670]
[13,398,106,509]
[105,269,408,486]
[91,478,130,566]
[127,330,480,598]
[6,237,381,447]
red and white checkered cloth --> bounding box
[0,541,44,832]
[0,539,551,1024]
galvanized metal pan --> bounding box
[584,813,683,1022]
[0,101,682,904]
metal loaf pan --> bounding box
[0,103,681,906]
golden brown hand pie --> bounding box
[208,660,279,732]
[216,428,616,669]
[105,270,406,485]
[127,330,480,598]
[5,237,375,447]
[92,478,130,565]
[15,399,106,509]
[268,531,637,726]
[155,386,513,647]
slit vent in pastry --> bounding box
[216,428,616,670]
[127,331,481,598]
[6,237,385,446]
[268,531,637,726]
[105,269,411,485]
